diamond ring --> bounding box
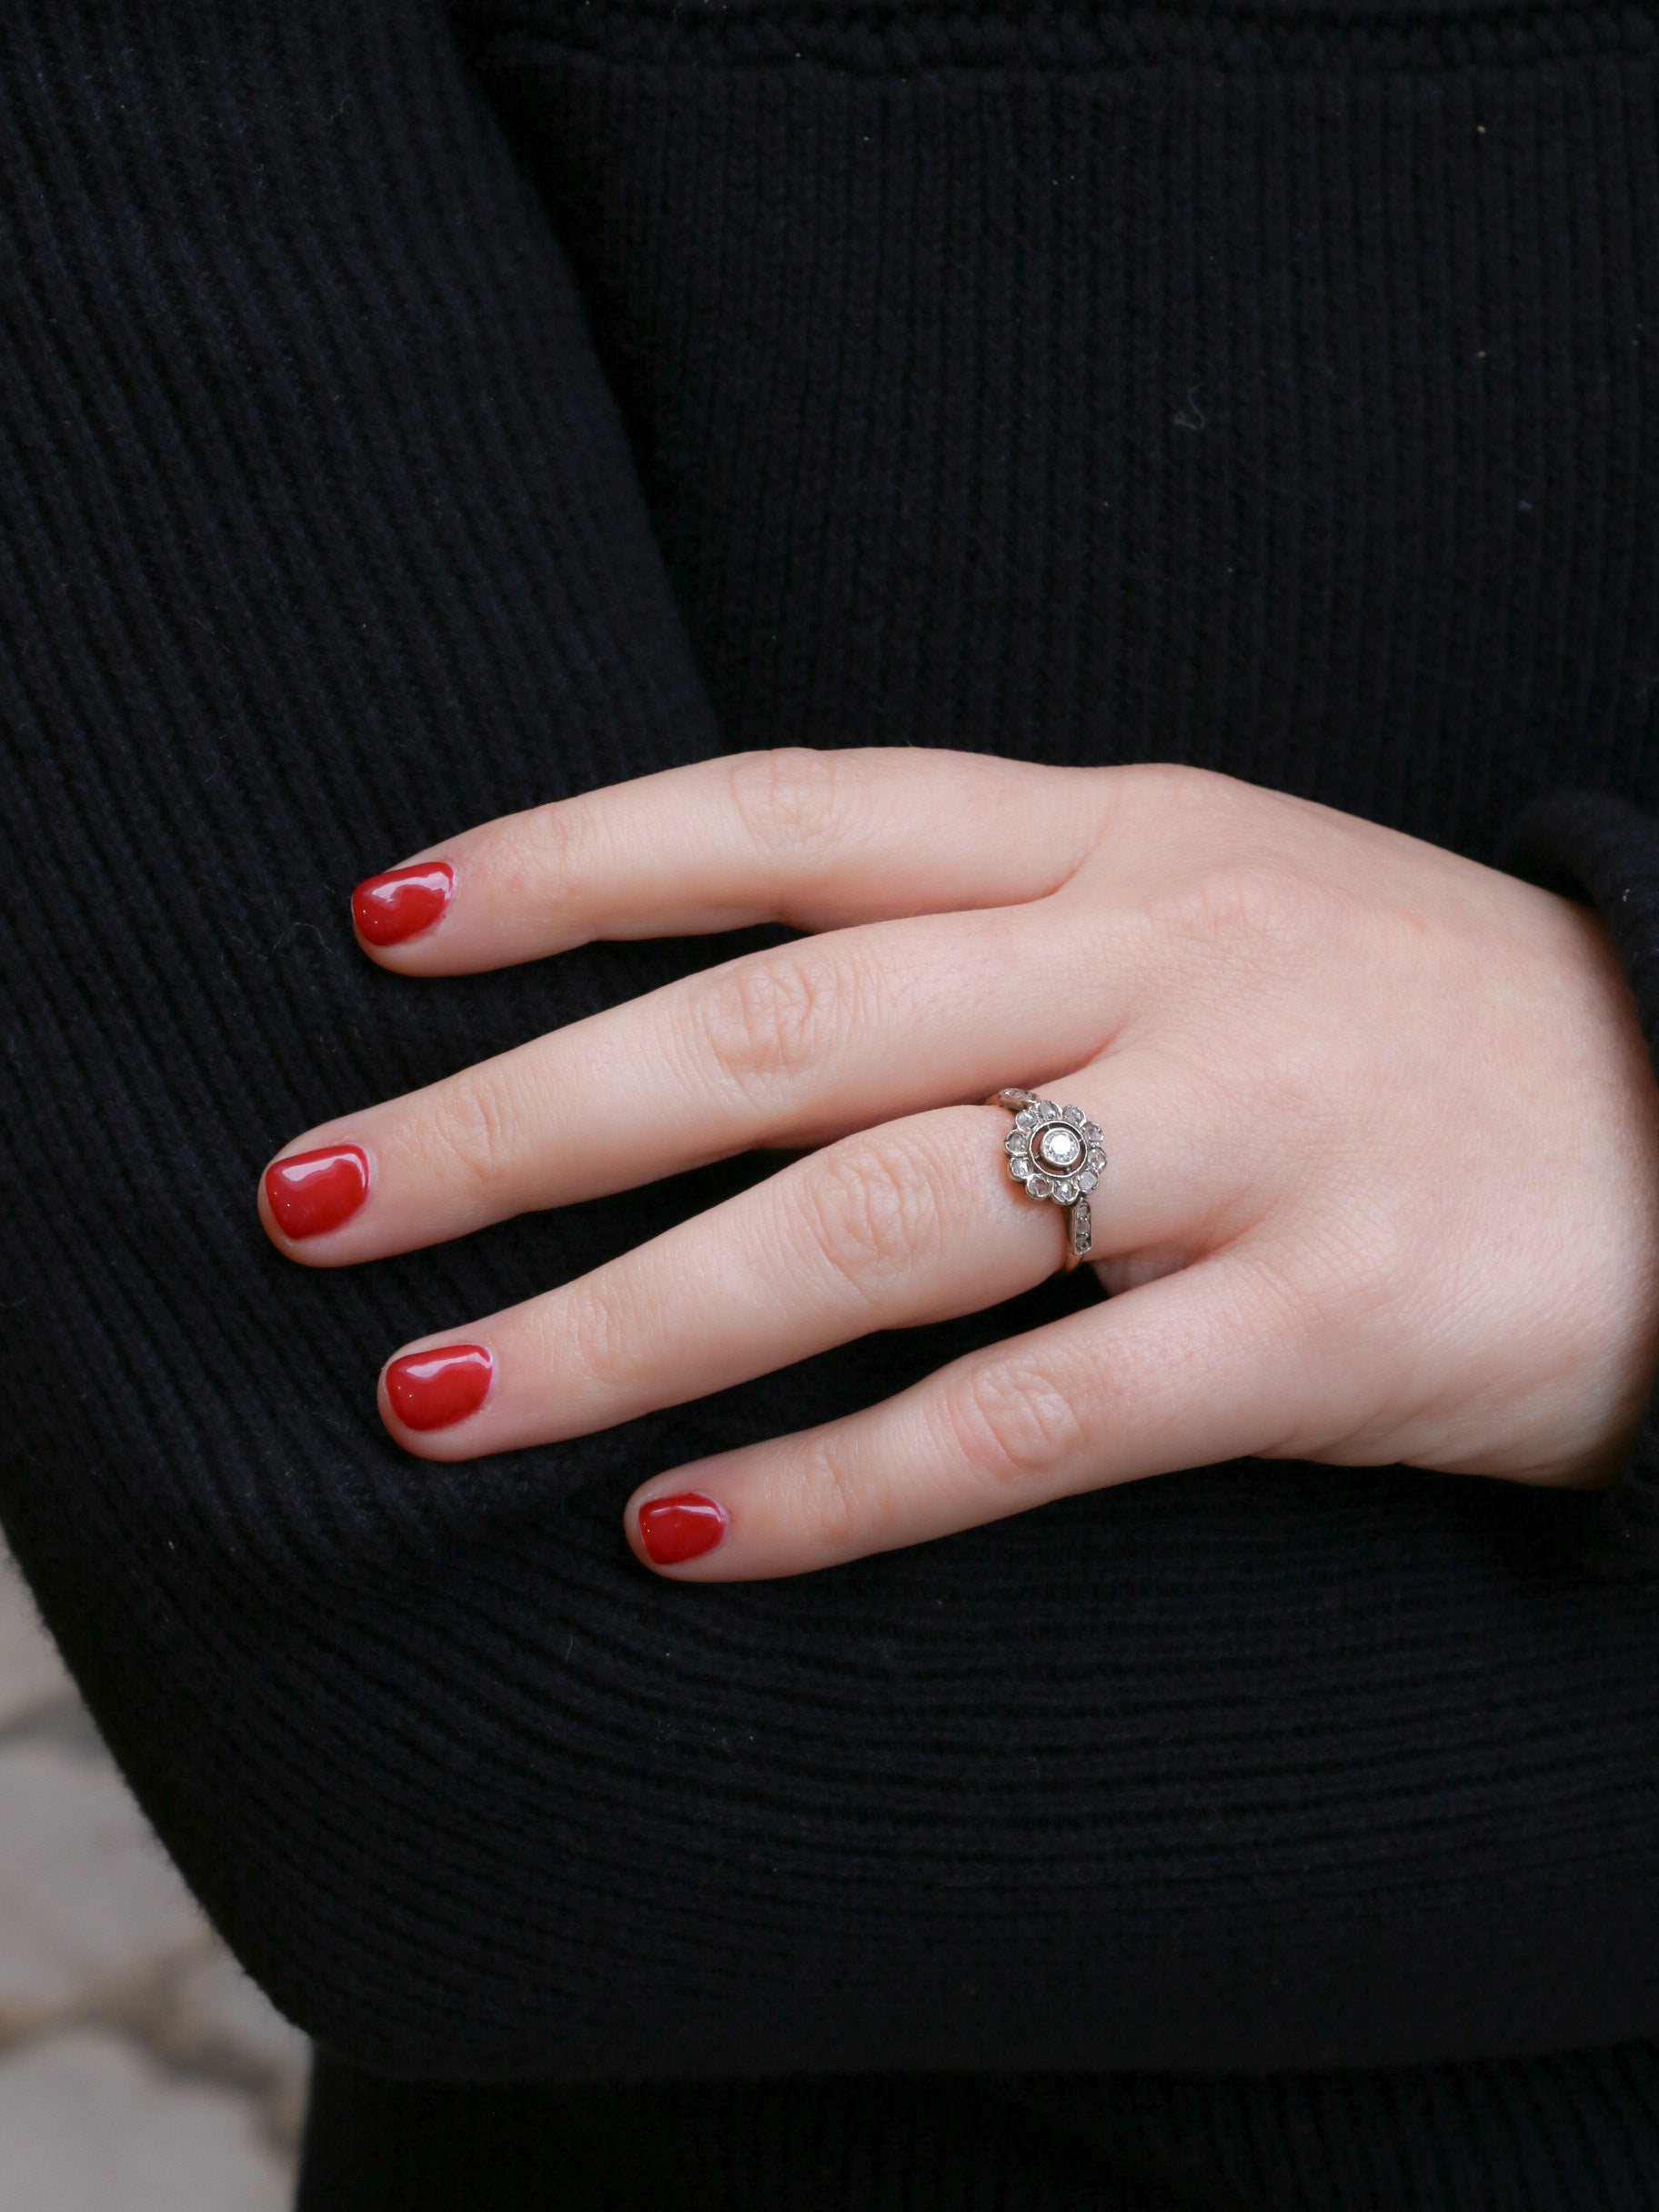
[987,1089,1103,1271]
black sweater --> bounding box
[4,0,1659,2203]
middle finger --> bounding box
[260,903,1138,1263]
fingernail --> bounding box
[264,1144,369,1240]
[385,1344,494,1432]
[637,1492,728,1565]
[352,861,454,946]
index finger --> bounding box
[351,749,1115,972]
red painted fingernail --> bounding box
[637,1492,728,1565]
[264,1144,369,1240]
[384,1344,494,1432]
[352,861,454,946]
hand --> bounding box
[259,753,1659,1579]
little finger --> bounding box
[624,1257,1289,1577]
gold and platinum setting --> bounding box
[987,1089,1103,1270]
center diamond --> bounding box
[1035,1124,1083,1171]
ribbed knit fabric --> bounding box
[297,2045,1659,2209]
[4,0,1659,2202]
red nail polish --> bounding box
[385,1344,494,1432]
[352,861,454,946]
[264,1144,369,1240]
[637,1492,728,1565]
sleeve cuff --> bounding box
[1501,789,1659,1577]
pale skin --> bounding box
[257,752,1659,1579]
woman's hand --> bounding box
[258,754,1659,1579]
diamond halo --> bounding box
[991,1091,1105,1270]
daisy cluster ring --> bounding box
[1003,1099,1105,1206]
[985,1088,1104,1271]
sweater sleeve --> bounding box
[0,0,737,2062]
[1500,792,1659,1578]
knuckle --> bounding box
[937,1349,1090,1491]
[563,1272,642,1396]
[799,1129,946,1303]
[1113,758,1212,817]
[425,1070,520,1198]
[1158,860,1334,967]
[793,1430,868,1548]
[1107,759,1243,843]
[725,747,853,859]
[692,944,857,1097]
[498,798,604,924]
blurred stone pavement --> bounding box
[0,1541,308,2210]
